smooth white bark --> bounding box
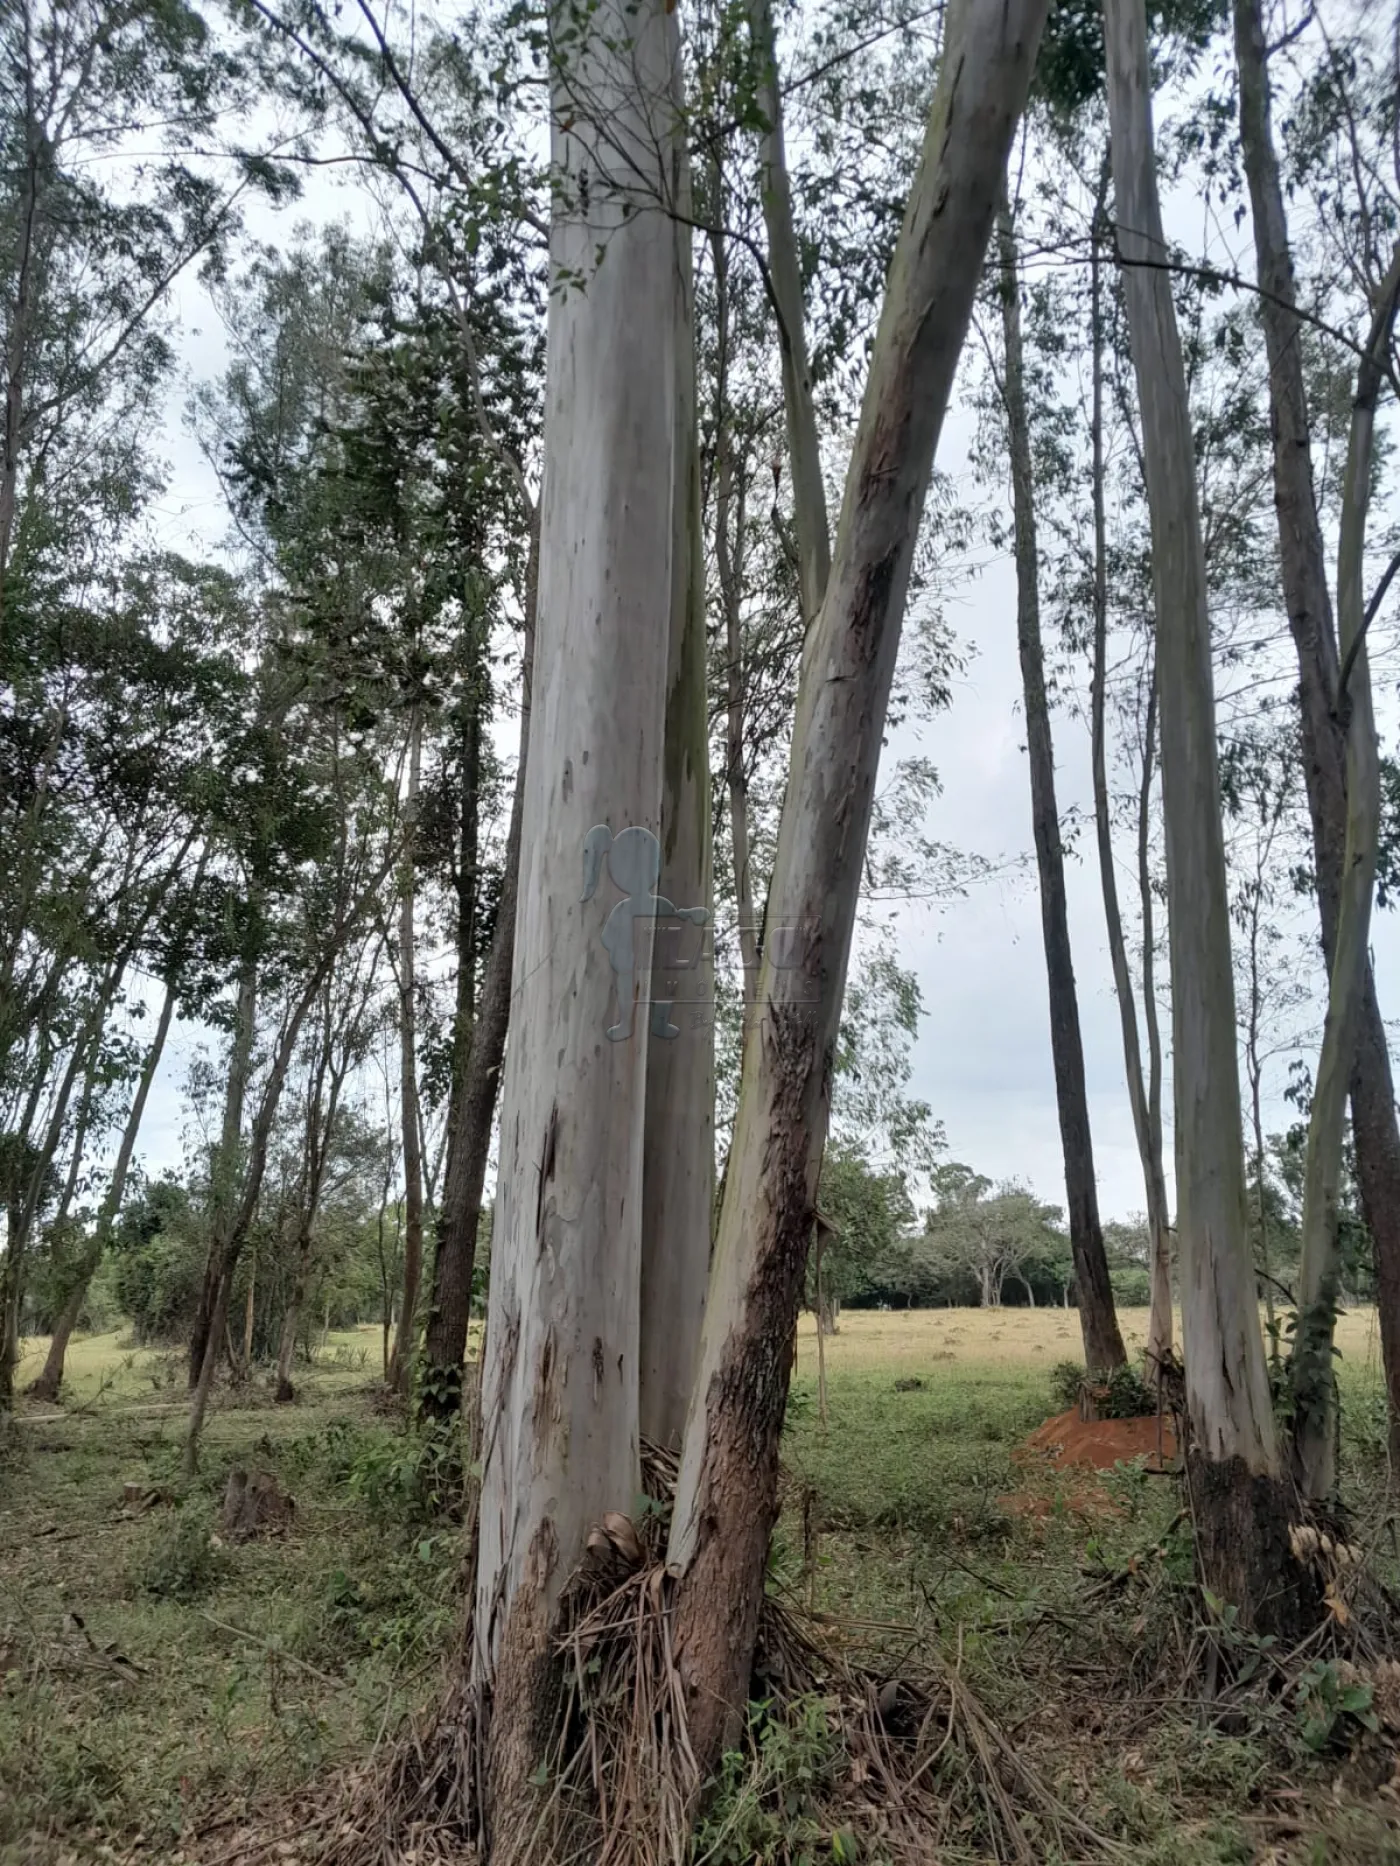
[668,0,1050,1629]
[640,163,713,1450]
[748,0,830,627]
[1103,0,1275,1469]
[473,0,690,1679]
[1292,249,1399,1498]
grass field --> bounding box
[2,1309,1398,1863]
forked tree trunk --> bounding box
[469,0,691,1844]
[185,907,376,1475]
[420,578,534,1428]
[666,0,1050,1775]
[1087,200,1173,1369]
[640,141,714,1453]
[1233,0,1400,1470]
[1105,0,1296,1627]
[997,202,1125,1373]
[1290,252,1397,1501]
[30,976,179,1402]
[389,713,425,1395]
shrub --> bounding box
[1049,1360,1086,1411]
[1048,1359,1156,1419]
[127,1504,231,1601]
[1099,1363,1157,1419]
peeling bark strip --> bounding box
[997,202,1125,1373]
[665,0,1051,1777]
[470,0,693,1849]
[1104,0,1285,1592]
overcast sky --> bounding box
[117,71,1400,1227]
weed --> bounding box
[127,1501,232,1601]
[692,1695,850,1866]
[1050,1359,1087,1410]
[1293,1658,1380,1752]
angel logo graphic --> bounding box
[581,824,708,1041]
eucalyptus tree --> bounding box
[201,222,537,1406]
[465,0,699,1833]
[230,0,551,1420]
[183,677,404,1471]
[0,0,286,623]
[272,929,383,1401]
[665,0,1051,1790]
[1103,0,1303,1624]
[1229,0,1400,1484]
[0,551,250,1406]
[986,191,1126,1372]
[1221,729,1311,1333]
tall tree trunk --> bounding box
[469,0,690,1844]
[1136,672,1172,1361]
[1088,198,1173,1369]
[389,713,424,1395]
[419,539,536,1428]
[0,45,43,624]
[0,999,112,1404]
[747,0,830,627]
[640,137,714,1453]
[1105,0,1296,1628]
[1290,253,1397,1501]
[710,222,760,1009]
[1249,1057,1276,1332]
[276,1220,314,1403]
[241,1260,256,1373]
[29,975,178,1402]
[997,202,1125,1373]
[1233,0,1400,1469]
[666,0,1049,1777]
[421,661,483,1409]
[185,925,369,1473]
[189,954,258,1387]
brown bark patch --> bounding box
[1187,1451,1319,1639]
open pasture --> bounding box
[1,1311,1397,1864]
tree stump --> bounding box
[219,1469,294,1542]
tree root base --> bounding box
[192,1455,1114,1866]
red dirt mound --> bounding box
[1017,1408,1176,1473]
[998,1409,1177,1524]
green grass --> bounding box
[12,1322,385,1407]
[3,1309,1399,1863]
[0,1335,456,1864]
